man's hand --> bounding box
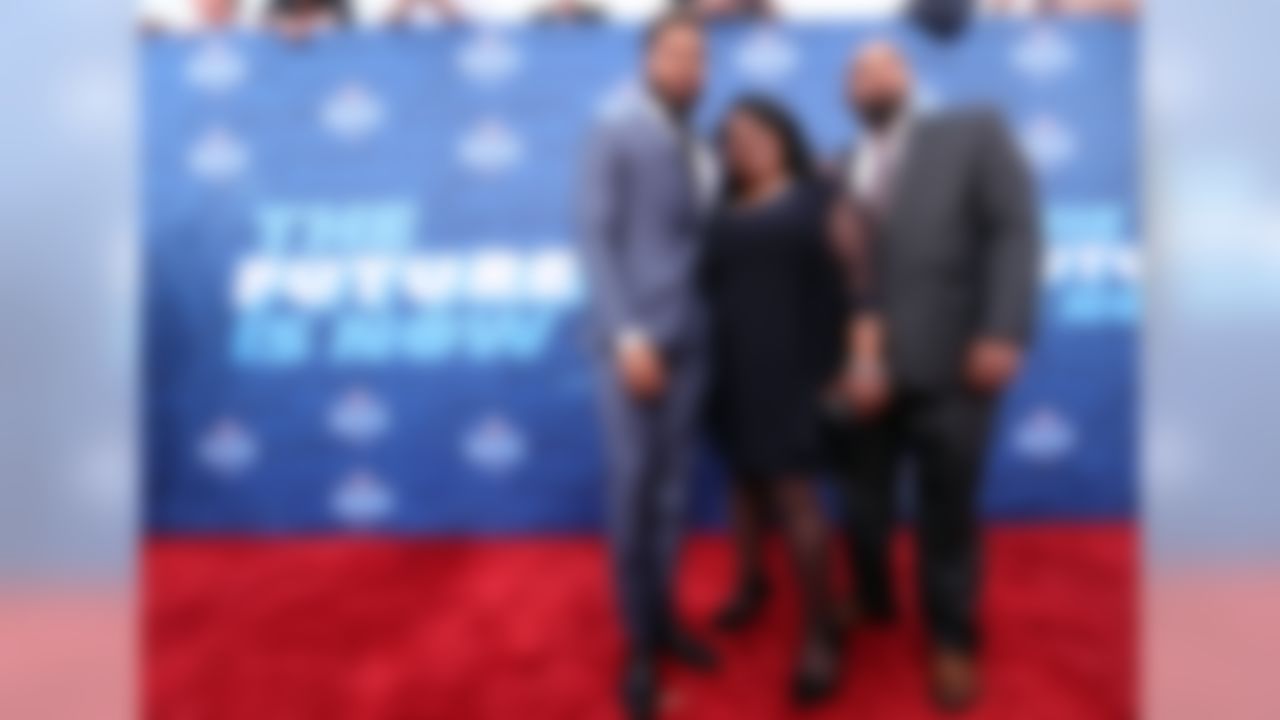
[616,334,667,402]
[842,315,892,420]
[965,338,1023,394]
[843,362,892,420]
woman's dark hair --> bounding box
[717,94,816,203]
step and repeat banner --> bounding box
[145,22,1136,534]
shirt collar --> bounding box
[640,85,690,138]
[866,107,915,151]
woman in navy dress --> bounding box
[701,96,857,705]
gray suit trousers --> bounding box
[595,346,706,651]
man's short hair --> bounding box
[643,10,701,53]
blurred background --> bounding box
[137,0,1137,31]
[3,0,1280,719]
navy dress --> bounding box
[702,181,849,478]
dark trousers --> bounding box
[595,348,706,654]
[835,387,995,652]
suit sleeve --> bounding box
[577,124,635,343]
[972,112,1041,345]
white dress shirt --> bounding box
[851,113,913,211]
[639,88,720,213]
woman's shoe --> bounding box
[713,575,770,632]
[790,624,844,707]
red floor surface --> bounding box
[146,525,1134,720]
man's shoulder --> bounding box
[922,105,1008,139]
[591,112,637,147]
[593,86,660,140]
[591,114,661,166]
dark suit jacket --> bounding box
[839,108,1041,391]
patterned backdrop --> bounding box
[145,21,1137,534]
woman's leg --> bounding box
[729,478,768,584]
[715,477,770,630]
[774,475,841,703]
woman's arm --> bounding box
[826,192,892,416]
[827,194,883,363]
[826,194,877,315]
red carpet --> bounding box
[146,526,1134,720]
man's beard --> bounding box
[649,78,699,121]
[662,92,698,122]
[857,96,904,132]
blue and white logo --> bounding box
[321,82,386,142]
[1042,204,1142,327]
[1046,244,1142,285]
[277,258,344,311]
[328,387,391,445]
[185,40,247,95]
[736,29,798,84]
[331,469,396,527]
[1012,26,1076,83]
[188,126,249,182]
[1013,406,1078,463]
[1020,114,1076,173]
[457,117,524,176]
[525,247,582,304]
[457,30,521,87]
[462,413,527,477]
[197,418,259,477]
[466,249,523,303]
[401,256,463,304]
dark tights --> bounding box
[728,475,836,644]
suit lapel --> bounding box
[652,112,707,220]
[846,118,927,220]
[884,118,932,234]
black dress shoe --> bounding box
[656,625,719,673]
[713,576,770,632]
[850,592,898,628]
[621,654,657,720]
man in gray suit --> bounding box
[577,13,719,720]
[835,41,1040,711]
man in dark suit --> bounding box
[578,12,720,720]
[834,40,1040,711]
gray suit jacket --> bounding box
[844,108,1040,390]
[578,92,709,354]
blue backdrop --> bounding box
[145,21,1137,535]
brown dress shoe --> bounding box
[930,648,980,713]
